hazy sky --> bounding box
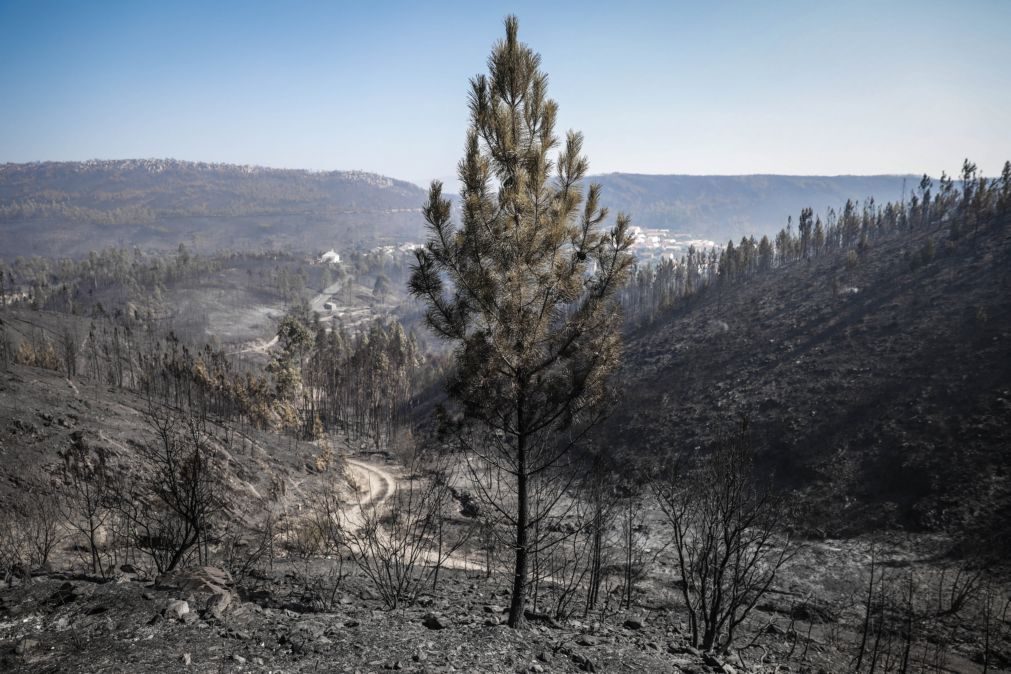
[1,0,1009,185]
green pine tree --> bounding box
[408,15,634,628]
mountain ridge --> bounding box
[1,159,919,258]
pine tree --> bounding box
[812,216,825,254]
[757,235,774,271]
[409,16,634,628]
[798,207,814,258]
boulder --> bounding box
[165,599,190,620]
[206,591,232,618]
[422,613,449,630]
[624,616,645,630]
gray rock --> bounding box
[422,612,449,630]
[180,652,191,666]
[671,658,703,673]
[232,654,246,664]
[165,599,190,620]
[624,616,645,630]
[15,637,39,656]
[704,652,723,668]
[207,591,232,617]
[293,620,326,638]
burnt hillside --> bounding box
[606,215,1011,541]
[0,160,428,257]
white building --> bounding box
[320,249,341,264]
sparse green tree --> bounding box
[918,174,933,227]
[268,313,313,401]
[409,16,634,628]
[798,207,814,258]
[812,216,825,254]
[372,273,391,302]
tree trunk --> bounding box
[508,433,529,628]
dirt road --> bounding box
[345,457,396,507]
[341,455,484,572]
[310,280,344,314]
[228,281,342,355]
[228,334,278,356]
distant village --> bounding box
[315,229,715,272]
[626,226,717,264]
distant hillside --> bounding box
[0,160,428,257]
[590,173,914,243]
[0,161,920,258]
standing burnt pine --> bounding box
[409,16,634,628]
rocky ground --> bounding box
[3,525,1007,673]
[0,563,729,674]
[0,461,1006,670]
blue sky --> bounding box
[1,0,1008,184]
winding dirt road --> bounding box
[228,280,343,356]
[341,455,485,573]
[345,457,397,507]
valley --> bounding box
[1,165,1009,671]
[2,6,1009,672]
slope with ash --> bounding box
[607,219,1011,541]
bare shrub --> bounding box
[285,490,349,611]
[111,407,222,574]
[982,583,1011,673]
[1,481,63,578]
[57,436,113,577]
[851,557,991,673]
[652,425,796,651]
[616,477,666,611]
[540,517,594,621]
[338,455,472,609]
[219,506,277,587]
[581,455,621,616]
